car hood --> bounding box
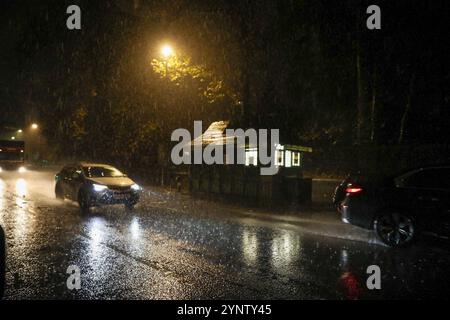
[87,177,135,187]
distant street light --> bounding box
[31,123,38,130]
[18,129,23,133]
[11,136,15,140]
[161,44,174,59]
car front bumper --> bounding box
[89,189,140,206]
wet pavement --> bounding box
[1,169,450,299]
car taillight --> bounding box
[345,186,363,194]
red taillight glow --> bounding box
[346,187,363,193]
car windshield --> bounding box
[83,166,125,178]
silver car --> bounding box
[55,162,142,213]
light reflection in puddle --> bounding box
[88,217,105,259]
[16,178,27,199]
[340,248,349,269]
[241,229,258,265]
[271,230,301,270]
[14,178,29,239]
[130,217,141,240]
[128,216,145,255]
[86,217,109,281]
[242,229,302,271]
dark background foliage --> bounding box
[0,0,449,171]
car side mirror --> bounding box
[0,225,5,299]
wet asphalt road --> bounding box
[1,169,450,299]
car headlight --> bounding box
[93,184,108,192]
[18,166,26,173]
[131,184,141,191]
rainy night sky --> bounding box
[0,0,449,160]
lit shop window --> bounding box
[275,145,284,166]
[292,152,300,166]
[285,150,292,168]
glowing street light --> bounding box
[161,44,174,59]
[31,123,38,130]
[160,44,175,79]
[18,129,23,133]
[11,136,15,140]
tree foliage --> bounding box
[1,0,448,168]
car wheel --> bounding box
[374,211,416,247]
[55,184,64,199]
[78,191,91,214]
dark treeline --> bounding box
[0,0,449,168]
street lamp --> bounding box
[161,44,174,59]
[31,123,38,130]
[17,129,23,133]
[158,44,175,187]
[160,44,174,78]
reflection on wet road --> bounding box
[1,169,450,299]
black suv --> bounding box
[55,162,142,213]
[0,225,5,299]
[333,166,450,247]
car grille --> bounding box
[108,185,131,192]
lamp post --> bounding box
[28,123,41,164]
[161,44,173,78]
[159,44,174,187]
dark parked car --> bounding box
[0,225,5,299]
[333,166,450,247]
[55,162,142,213]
